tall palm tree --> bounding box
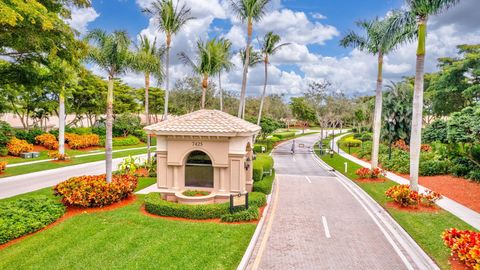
[179,39,222,109]
[143,0,194,120]
[133,35,163,162]
[388,0,459,191]
[229,0,270,119]
[216,38,234,111]
[257,32,289,125]
[85,29,133,183]
[239,47,262,117]
[340,16,408,170]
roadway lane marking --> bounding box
[322,216,331,238]
[305,176,312,183]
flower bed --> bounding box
[442,228,480,269]
[0,196,65,244]
[144,192,266,220]
[385,184,441,207]
[65,133,100,149]
[182,190,210,197]
[54,174,138,207]
[35,133,58,150]
[7,138,33,156]
[355,167,385,179]
[48,151,70,161]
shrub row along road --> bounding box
[0,154,146,199]
[250,133,436,270]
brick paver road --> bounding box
[255,134,409,270]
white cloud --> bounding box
[136,0,226,18]
[66,7,99,35]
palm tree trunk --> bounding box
[59,86,65,155]
[163,37,171,120]
[145,72,151,162]
[218,72,223,111]
[201,75,208,109]
[257,57,268,126]
[409,18,427,192]
[238,19,253,119]
[371,52,384,169]
[106,75,114,183]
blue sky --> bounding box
[69,0,480,97]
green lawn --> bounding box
[337,134,362,155]
[315,143,474,269]
[0,143,148,165]
[0,177,256,269]
[0,147,154,179]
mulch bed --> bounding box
[140,204,265,225]
[397,173,480,214]
[355,178,386,183]
[0,195,137,251]
[449,256,470,270]
[385,201,441,213]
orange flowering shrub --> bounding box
[53,174,138,207]
[393,139,409,151]
[421,144,432,152]
[65,133,100,149]
[0,161,7,173]
[355,167,385,179]
[386,184,442,207]
[35,133,58,150]
[442,228,480,269]
[48,151,70,161]
[7,138,34,156]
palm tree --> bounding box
[229,0,271,119]
[85,29,133,183]
[257,32,289,125]
[133,35,163,162]
[216,38,234,111]
[179,39,222,109]
[143,0,194,120]
[239,47,262,117]
[388,0,459,191]
[340,16,408,171]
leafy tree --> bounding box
[85,29,134,183]
[304,80,331,139]
[169,77,216,114]
[229,0,270,118]
[249,117,281,139]
[113,113,142,137]
[447,105,480,145]
[143,0,194,119]
[340,16,410,169]
[216,39,234,111]
[290,97,315,133]
[257,32,289,125]
[388,0,460,191]
[136,87,165,122]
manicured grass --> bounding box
[315,145,475,269]
[0,147,154,179]
[0,143,147,165]
[0,178,255,269]
[337,134,362,155]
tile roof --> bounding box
[144,109,261,136]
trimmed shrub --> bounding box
[385,184,419,207]
[69,127,93,135]
[220,207,259,222]
[7,138,34,156]
[419,160,450,176]
[14,128,43,144]
[0,147,8,157]
[451,157,475,177]
[342,137,362,148]
[65,133,100,149]
[132,129,147,143]
[360,133,372,142]
[355,167,385,179]
[0,161,7,173]
[0,196,65,244]
[0,121,14,147]
[253,162,264,182]
[442,228,480,269]
[144,192,266,220]
[112,135,140,146]
[253,172,274,195]
[48,151,70,161]
[35,133,58,150]
[253,144,267,153]
[272,132,295,140]
[469,170,480,182]
[54,174,138,207]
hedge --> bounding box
[112,135,141,146]
[253,171,275,195]
[0,196,65,244]
[144,192,266,220]
[253,144,267,153]
[220,207,259,222]
[272,132,295,140]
